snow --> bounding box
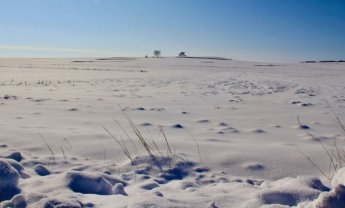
[65,171,115,195]
[33,164,50,176]
[0,57,345,207]
[0,159,20,201]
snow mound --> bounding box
[0,194,26,208]
[34,164,50,176]
[38,198,93,208]
[65,171,113,195]
[112,183,127,195]
[247,176,328,207]
[300,185,345,208]
[331,167,345,187]
[314,184,345,208]
[0,159,21,201]
[5,151,23,162]
[169,180,199,190]
[101,173,127,186]
[3,158,30,179]
[300,167,345,207]
[139,181,160,190]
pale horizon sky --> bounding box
[1,0,344,62]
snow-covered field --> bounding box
[0,57,345,207]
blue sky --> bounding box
[0,0,344,62]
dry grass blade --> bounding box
[63,137,73,149]
[325,99,345,136]
[159,126,173,157]
[315,137,337,174]
[297,115,310,129]
[303,130,339,179]
[295,147,331,181]
[184,129,202,164]
[119,108,163,170]
[103,126,133,164]
[113,117,139,155]
[298,112,345,181]
[151,140,163,156]
[335,115,345,136]
[39,133,55,162]
[61,146,67,164]
[145,127,164,156]
[297,115,302,126]
[333,138,343,170]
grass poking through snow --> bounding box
[39,132,55,163]
[296,115,345,181]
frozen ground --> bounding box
[0,57,345,207]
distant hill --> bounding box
[301,60,345,63]
[176,56,231,61]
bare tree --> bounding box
[153,50,161,58]
[178,52,186,57]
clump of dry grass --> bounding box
[113,118,139,156]
[103,108,175,170]
[297,115,345,181]
[103,106,204,171]
[123,111,163,170]
[37,134,75,165]
[103,126,134,164]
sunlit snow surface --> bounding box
[0,57,345,207]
